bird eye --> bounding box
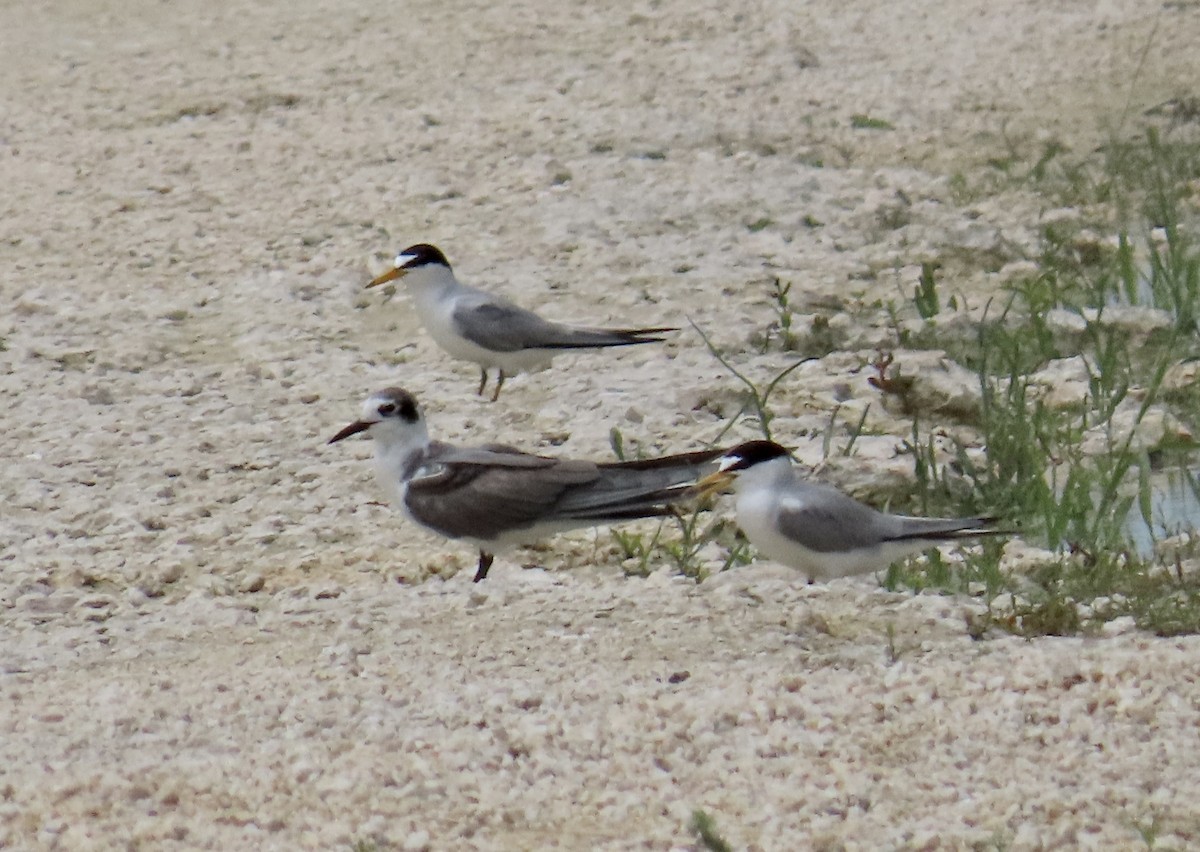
[378,403,396,415]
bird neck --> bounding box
[371,422,432,490]
[404,267,456,302]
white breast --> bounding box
[408,282,554,374]
[409,286,488,361]
[736,489,926,581]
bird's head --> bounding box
[328,387,427,446]
[694,440,794,497]
[366,243,452,289]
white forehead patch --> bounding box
[393,252,416,268]
[718,455,741,472]
[363,396,387,418]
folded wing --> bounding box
[775,484,997,554]
[453,296,673,353]
[405,446,723,539]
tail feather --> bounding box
[886,516,1008,545]
[556,503,679,524]
[550,449,723,520]
[600,447,725,472]
[537,326,678,350]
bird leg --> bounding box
[490,370,506,402]
[473,550,494,582]
[477,368,489,397]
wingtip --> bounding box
[537,326,678,350]
[626,326,679,335]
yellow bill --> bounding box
[693,469,737,501]
[366,266,407,288]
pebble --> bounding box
[403,830,432,851]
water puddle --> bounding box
[1125,467,1200,556]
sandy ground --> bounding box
[4,0,1200,848]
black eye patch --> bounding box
[378,403,396,415]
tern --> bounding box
[328,387,723,581]
[694,440,1005,580]
[366,244,675,400]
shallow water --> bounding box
[1125,467,1200,555]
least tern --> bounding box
[366,244,675,400]
[695,440,1004,580]
[328,387,722,581]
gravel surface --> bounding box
[3,0,1200,848]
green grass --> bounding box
[884,126,1200,636]
[607,426,751,579]
[913,261,942,320]
[690,317,812,443]
[764,277,797,351]
[820,402,872,461]
[610,124,1200,635]
[850,113,894,131]
[690,809,734,852]
[756,279,846,359]
[610,506,752,581]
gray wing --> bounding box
[775,484,994,553]
[428,443,571,470]
[404,455,601,541]
[405,446,723,540]
[452,292,672,352]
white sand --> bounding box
[3,0,1200,848]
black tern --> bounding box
[329,387,723,581]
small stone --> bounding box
[1044,307,1087,337]
[546,159,572,185]
[240,573,266,594]
[18,593,76,613]
[1163,360,1200,393]
[159,563,185,585]
[82,385,116,405]
[875,351,982,424]
[1082,304,1173,336]
[1101,615,1138,637]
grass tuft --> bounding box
[887,126,1200,636]
[850,114,894,131]
[690,317,811,442]
[690,809,734,852]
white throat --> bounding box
[369,418,431,505]
[403,265,457,303]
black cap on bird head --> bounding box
[395,243,450,270]
[718,440,793,472]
